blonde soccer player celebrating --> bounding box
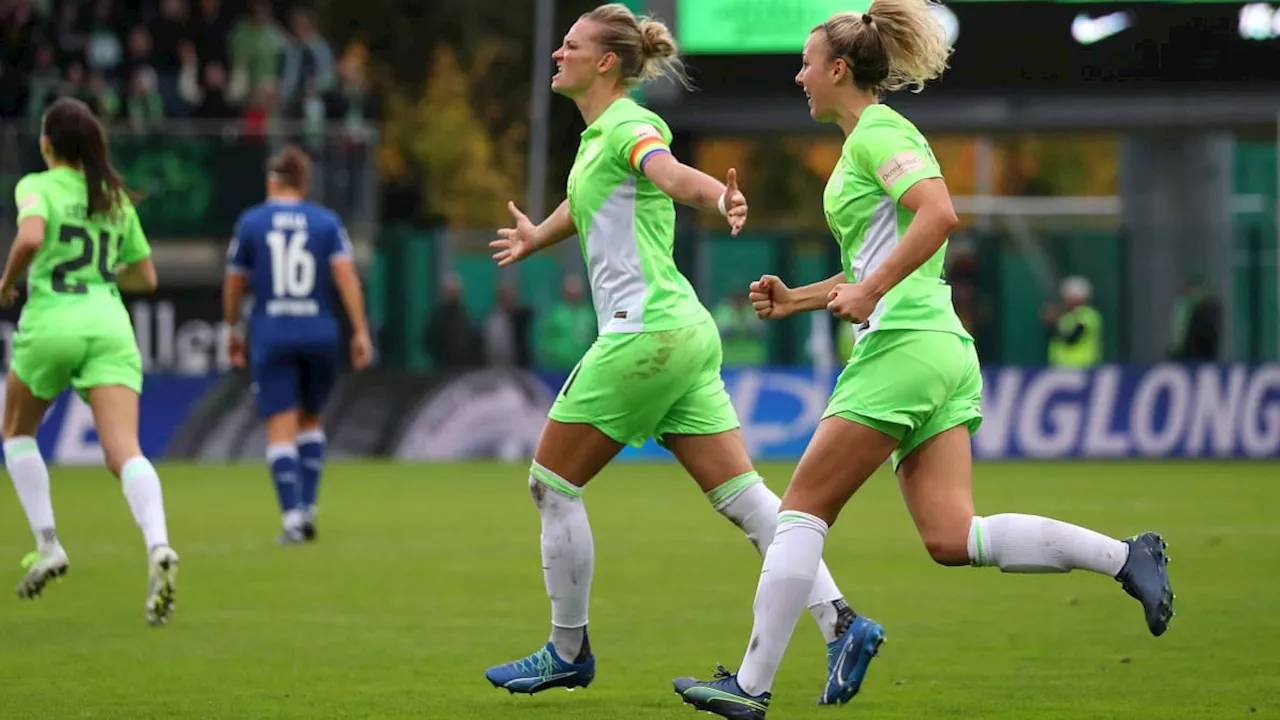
[485,3,882,704]
[674,3,1174,717]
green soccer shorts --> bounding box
[823,329,983,469]
[548,318,741,448]
[10,330,144,401]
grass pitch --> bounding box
[1,460,1277,719]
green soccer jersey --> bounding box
[566,97,711,335]
[13,167,150,336]
[823,104,970,342]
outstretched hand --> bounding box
[490,201,537,268]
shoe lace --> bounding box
[19,551,42,570]
[713,665,733,682]
[513,647,558,680]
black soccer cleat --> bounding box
[1116,531,1175,637]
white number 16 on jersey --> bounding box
[265,230,316,298]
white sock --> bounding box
[710,473,847,642]
[737,511,828,697]
[968,514,1129,576]
[5,436,57,551]
[120,456,170,551]
[530,462,594,663]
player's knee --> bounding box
[265,411,300,445]
[103,445,143,477]
[921,532,969,566]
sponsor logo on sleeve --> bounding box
[876,151,925,187]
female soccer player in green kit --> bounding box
[485,3,884,705]
[1,98,179,626]
[674,2,1175,717]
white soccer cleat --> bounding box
[146,545,179,626]
[16,546,70,599]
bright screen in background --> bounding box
[675,0,1280,54]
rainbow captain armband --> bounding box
[628,125,670,172]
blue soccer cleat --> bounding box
[485,642,595,694]
[1116,531,1175,637]
[673,666,770,720]
[819,614,885,705]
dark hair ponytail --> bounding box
[42,97,137,220]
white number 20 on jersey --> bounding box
[265,230,316,298]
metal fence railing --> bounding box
[0,121,379,245]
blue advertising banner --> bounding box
[0,375,220,465]
[9,363,1278,466]
[537,364,1280,461]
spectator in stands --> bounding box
[122,25,155,86]
[332,55,379,137]
[84,0,124,79]
[194,61,235,119]
[52,1,86,67]
[24,44,60,126]
[482,283,534,368]
[424,273,482,371]
[125,66,165,131]
[230,0,285,106]
[61,62,99,114]
[280,8,334,112]
[194,0,230,71]
[175,40,203,114]
[1044,275,1102,368]
[87,71,119,117]
[300,76,328,145]
[537,275,595,371]
[1169,275,1221,362]
[713,291,766,367]
[0,60,21,118]
[242,78,278,138]
[1,0,39,71]
[150,0,190,70]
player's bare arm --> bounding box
[0,216,46,304]
[641,153,748,235]
[859,178,958,298]
[221,265,248,367]
[115,257,158,293]
[331,256,373,371]
[750,273,845,320]
[829,178,958,324]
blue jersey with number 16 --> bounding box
[228,200,350,347]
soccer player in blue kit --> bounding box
[222,146,373,544]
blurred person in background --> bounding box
[1169,274,1221,362]
[483,3,864,703]
[714,290,767,367]
[125,66,165,132]
[229,0,285,105]
[537,274,596,371]
[1044,275,1102,368]
[280,7,334,113]
[423,272,480,370]
[482,282,534,368]
[676,4,1172,716]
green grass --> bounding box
[0,460,1277,719]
